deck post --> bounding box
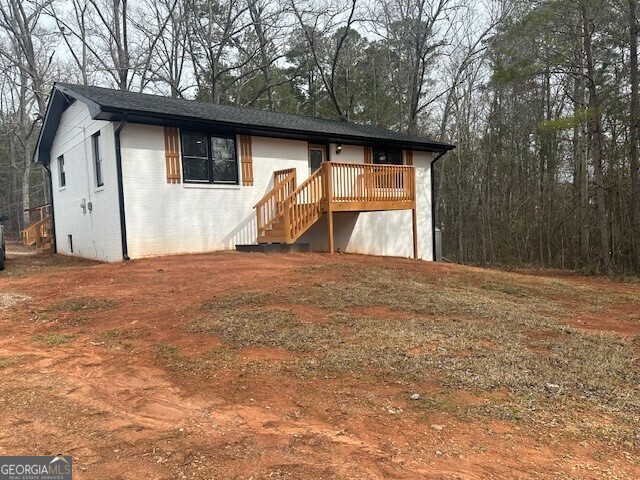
[325,162,335,253]
[327,209,334,253]
[412,207,418,259]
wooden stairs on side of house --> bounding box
[254,161,418,257]
[22,204,54,254]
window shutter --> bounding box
[364,146,372,164]
[239,135,254,186]
[406,149,413,166]
[164,127,181,184]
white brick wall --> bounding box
[49,102,123,262]
[120,125,311,258]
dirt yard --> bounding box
[0,247,638,479]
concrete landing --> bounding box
[236,243,310,254]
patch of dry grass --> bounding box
[526,277,640,307]
[101,329,141,340]
[52,297,118,313]
[0,355,24,369]
[294,264,564,319]
[99,329,142,351]
[154,343,237,376]
[32,333,75,347]
[29,297,118,325]
[0,292,31,310]
[200,292,275,310]
[188,295,339,353]
[0,254,98,278]
[180,265,640,447]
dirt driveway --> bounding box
[0,250,638,479]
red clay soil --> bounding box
[0,251,638,479]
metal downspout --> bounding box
[431,150,448,262]
[114,113,129,260]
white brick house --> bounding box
[33,83,454,263]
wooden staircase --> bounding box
[22,204,54,254]
[254,162,417,254]
[255,165,326,244]
[254,167,298,243]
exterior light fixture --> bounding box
[336,144,342,155]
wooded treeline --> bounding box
[0,0,639,275]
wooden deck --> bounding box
[327,162,415,211]
[255,162,418,258]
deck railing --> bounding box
[329,162,415,204]
[254,168,297,237]
[273,168,296,187]
[25,203,51,224]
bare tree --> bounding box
[47,0,92,84]
[131,0,180,92]
[140,0,190,97]
[289,0,359,121]
[90,0,131,90]
[438,1,509,139]
[47,0,132,89]
[373,0,458,133]
[187,0,251,103]
[582,2,613,275]
[0,0,56,226]
[629,0,640,271]
[49,0,177,92]
[242,0,288,109]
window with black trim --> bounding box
[58,155,66,187]
[92,132,103,187]
[181,131,238,184]
[373,148,403,165]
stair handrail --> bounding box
[273,168,296,187]
[283,163,327,242]
[254,168,297,236]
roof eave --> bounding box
[33,83,103,166]
[96,106,455,153]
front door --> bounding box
[309,144,326,173]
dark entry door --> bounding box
[309,144,326,173]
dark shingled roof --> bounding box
[34,82,454,164]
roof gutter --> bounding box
[431,150,448,262]
[114,113,129,261]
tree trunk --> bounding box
[630,0,640,272]
[572,46,590,268]
[248,0,275,111]
[583,6,613,275]
[22,162,31,228]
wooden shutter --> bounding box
[239,135,254,186]
[364,146,373,164]
[405,149,413,166]
[164,127,181,184]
